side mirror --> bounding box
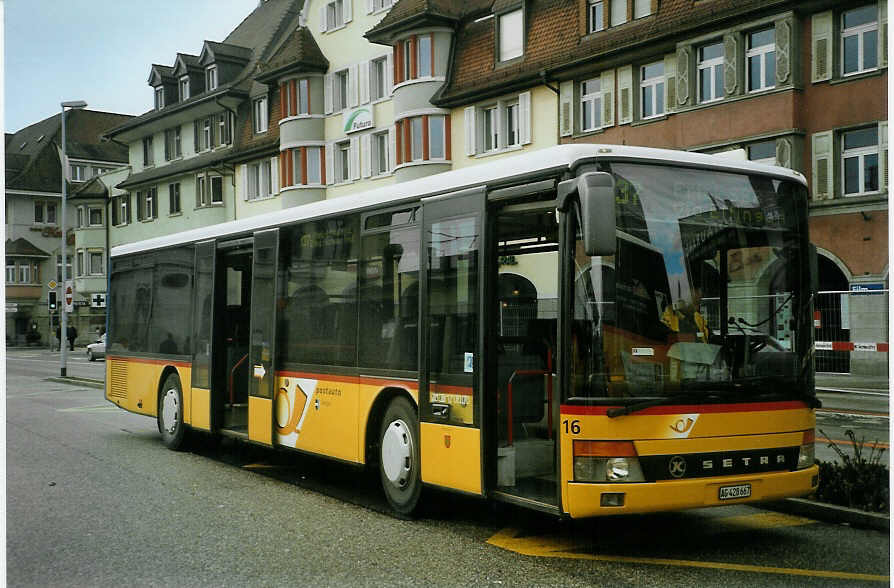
[578,172,616,256]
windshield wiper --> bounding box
[606,392,727,418]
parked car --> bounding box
[87,333,106,361]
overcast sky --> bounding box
[4,0,262,132]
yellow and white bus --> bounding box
[106,144,819,517]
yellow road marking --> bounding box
[714,512,816,530]
[487,526,889,583]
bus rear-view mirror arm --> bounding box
[577,172,616,257]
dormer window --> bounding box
[498,9,524,62]
[154,86,164,109]
[205,66,218,91]
[179,76,190,101]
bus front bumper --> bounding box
[564,465,819,518]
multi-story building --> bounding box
[5,109,132,346]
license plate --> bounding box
[718,484,751,500]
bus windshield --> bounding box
[569,162,812,404]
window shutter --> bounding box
[880,121,888,192]
[349,64,359,107]
[367,0,374,14]
[723,33,739,96]
[324,73,333,114]
[320,4,328,32]
[601,70,615,127]
[664,53,676,113]
[518,91,531,145]
[194,121,199,152]
[676,46,691,107]
[241,164,248,201]
[559,81,573,137]
[388,126,397,171]
[361,133,372,178]
[496,102,507,150]
[464,106,477,155]
[386,52,394,95]
[344,0,352,23]
[271,156,279,193]
[351,136,361,180]
[280,151,288,189]
[811,130,833,200]
[360,60,370,104]
[811,11,833,83]
[617,65,632,124]
[775,18,792,86]
[880,2,888,68]
[325,142,335,185]
[126,194,132,224]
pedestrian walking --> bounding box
[67,325,77,351]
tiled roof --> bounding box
[116,149,232,189]
[6,238,50,258]
[366,0,491,41]
[71,175,109,200]
[436,0,789,106]
[256,26,329,81]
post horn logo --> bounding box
[670,417,695,434]
[668,455,687,478]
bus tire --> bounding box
[158,372,186,450]
[379,396,422,516]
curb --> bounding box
[46,376,104,390]
[760,497,889,532]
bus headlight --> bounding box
[573,441,645,482]
[797,430,815,470]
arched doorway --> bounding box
[815,254,850,373]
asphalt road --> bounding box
[5,351,890,586]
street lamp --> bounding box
[60,100,87,377]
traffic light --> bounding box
[48,290,58,311]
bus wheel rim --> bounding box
[162,389,179,434]
[382,419,413,488]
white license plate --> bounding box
[718,484,751,500]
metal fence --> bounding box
[815,289,889,375]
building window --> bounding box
[581,78,602,131]
[247,160,273,200]
[505,102,519,147]
[371,57,388,100]
[588,0,604,33]
[748,140,776,165]
[89,250,104,275]
[143,136,154,166]
[76,250,84,276]
[205,66,218,91]
[335,141,351,182]
[164,127,182,160]
[70,164,87,182]
[306,147,323,184]
[6,260,15,283]
[217,113,230,146]
[842,127,879,196]
[633,0,650,19]
[253,96,268,133]
[498,9,523,62]
[640,61,665,119]
[169,183,181,214]
[137,187,158,221]
[196,174,224,207]
[372,131,389,175]
[56,255,72,282]
[747,28,776,92]
[112,195,130,226]
[698,41,724,103]
[179,76,190,101]
[34,201,44,224]
[18,262,31,284]
[842,4,878,76]
[88,207,103,226]
[610,0,626,27]
[402,40,412,81]
[326,0,344,29]
[194,113,231,151]
[298,79,310,114]
[397,115,451,164]
[418,35,433,76]
[77,206,85,228]
[288,147,323,185]
[371,0,392,11]
[154,86,164,109]
[429,115,446,158]
[334,70,348,111]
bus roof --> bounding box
[110,143,807,258]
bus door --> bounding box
[190,240,216,431]
[419,188,486,496]
[489,197,560,509]
[246,229,279,447]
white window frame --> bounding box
[246,160,273,201]
[842,127,880,196]
[70,164,87,182]
[77,206,85,228]
[841,5,879,77]
[505,102,520,147]
[498,9,524,62]
[179,76,190,101]
[483,106,500,152]
[334,69,349,111]
[698,41,724,103]
[580,77,602,132]
[633,0,650,19]
[18,262,31,285]
[372,131,390,175]
[610,0,627,27]
[298,79,310,114]
[6,261,15,284]
[746,28,776,93]
[326,0,345,30]
[429,115,447,159]
[418,34,433,76]
[88,250,104,276]
[143,136,154,166]
[335,140,351,183]
[371,57,388,101]
[154,86,164,109]
[307,147,323,184]
[588,0,604,33]
[253,96,269,133]
[88,206,103,227]
[640,61,665,119]
[747,140,777,165]
[205,66,218,91]
[46,202,57,225]
[76,250,85,277]
[169,183,181,215]
[196,173,224,207]
[34,201,44,224]
[165,127,181,161]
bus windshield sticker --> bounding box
[632,347,654,356]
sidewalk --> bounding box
[815,373,889,393]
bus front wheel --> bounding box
[379,397,422,515]
[158,372,186,450]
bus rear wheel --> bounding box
[379,397,422,516]
[158,372,186,450]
